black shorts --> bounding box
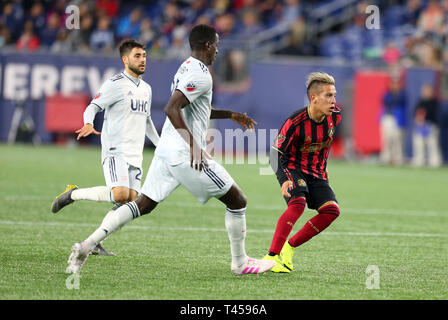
[276,170,337,210]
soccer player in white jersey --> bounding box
[66,24,275,275]
[52,40,159,255]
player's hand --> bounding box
[281,180,294,198]
[75,124,100,140]
[190,142,211,172]
[231,112,257,131]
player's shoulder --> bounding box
[109,72,126,83]
[183,57,210,76]
[100,73,126,89]
[287,107,308,124]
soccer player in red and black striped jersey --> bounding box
[262,72,342,273]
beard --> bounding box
[129,63,145,76]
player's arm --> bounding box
[145,116,159,147]
[164,89,210,171]
[270,120,298,197]
[76,104,101,140]
[210,107,257,131]
[270,147,294,198]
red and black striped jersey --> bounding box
[272,107,341,181]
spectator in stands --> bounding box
[403,0,422,27]
[411,84,442,167]
[39,12,60,48]
[184,0,210,25]
[165,25,190,60]
[258,0,279,28]
[274,16,307,56]
[117,7,143,40]
[137,17,157,47]
[417,0,444,35]
[215,12,236,38]
[380,79,407,166]
[16,20,40,51]
[382,42,402,66]
[0,1,23,40]
[278,0,302,27]
[0,23,12,48]
[148,36,166,59]
[159,1,183,36]
[236,8,263,40]
[68,13,93,53]
[89,15,114,53]
[96,0,119,18]
[29,1,46,39]
[51,29,71,53]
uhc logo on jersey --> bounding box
[185,82,196,92]
[130,99,148,113]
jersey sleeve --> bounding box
[272,118,297,154]
[175,71,211,104]
[146,84,153,117]
[89,79,123,110]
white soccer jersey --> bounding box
[89,70,152,168]
[155,56,213,165]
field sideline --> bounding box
[0,144,447,300]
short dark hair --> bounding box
[119,39,145,57]
[189,24,217,51]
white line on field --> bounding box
[3,195,447,217]
[0,220,446,238]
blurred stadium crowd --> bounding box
[0,0,447,69]
[1,0,447,166]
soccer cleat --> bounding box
[231,257,276,276]
[262,254,290,273]
[280,241,294,271]
[51,185,78,213]
[90,242,116,256]
[65,242,90,274]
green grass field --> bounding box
[0,144,447,300]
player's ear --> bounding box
[121,55,128,65]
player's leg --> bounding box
[66,156,176,273]
[167,160,274,275]
[263,172,308,272]
[90,164,140,256]
[52,157,128,213]
[218,184,275,275]
[287,179,340,253]
[427,125,442,167]
[411,131,425,167]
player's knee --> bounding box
[318,201,340,217]
[235,192,247,209]
[112,188,130,204]
[136,194,158,215]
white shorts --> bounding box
[102,156,142,192]
[142,155,234,204]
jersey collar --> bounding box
[122,70,141,87]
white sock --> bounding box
[71,186,112,202]
[225,207,248,267]
[85,202,140,250]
